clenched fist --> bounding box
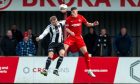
[93,21,99,26]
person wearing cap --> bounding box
[36,16,65,76]
[16,32,36,56]
[64,7,99,77]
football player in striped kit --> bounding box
[36,16,65,76]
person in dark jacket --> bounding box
[1,30,17,56]
[114,27,132,56]
[95,28,112,56]
[84,28,98,56]
[11,25,23,42]
[27,28,38,55]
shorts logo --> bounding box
[0,0,12,10]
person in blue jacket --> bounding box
[16,32,36,56]
[114,27,132,56]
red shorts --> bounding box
[64,35,86,49]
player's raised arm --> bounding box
[86,21,99,27]
[59,20,66,26]
[36,26,50,41]
[82,15,99,27]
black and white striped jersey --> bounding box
[39,20,65,43]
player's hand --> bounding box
[70,32,75,36]
[36,37,40,42]
[93,21,99,26]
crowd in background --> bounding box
[0,24,132,57]
[84,27,132,57]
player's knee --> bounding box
[48,52,54,58]
[80,46,88,54]
[59,52,65,57]
[59,50,65,56]
[64,44,69,51]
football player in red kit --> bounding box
[64,7,99,77]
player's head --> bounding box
[50,16,58,26]
[71,7,78,17]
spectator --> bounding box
[114,27,132,56]
[84,28,98,56]
[1,30,17,56]
[27,28,38,55]
[41,34,50,56]
[16,32,36,56]
[95,28,112,56]
[11,25,23,42]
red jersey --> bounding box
[66,14,88,35]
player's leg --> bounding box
[41,51,54,76]
[64,44,70,52]
[80,46,90,69]
[76,36,95,77]
[56,49,65,69]
[64,36,74,55]
[80,46,96,77]
[53,48,65,76]
[76,36,91,69]
[41,43,55,76]
[45,51,54,70]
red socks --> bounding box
[84,52,91,69]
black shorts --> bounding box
[48,42,64,53]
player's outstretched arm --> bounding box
[59,20,66,26]
[36,26,50,42]
[86,21,99,27]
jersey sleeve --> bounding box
[59,20,66,26]
[65,18,70,29]
[81,15,88,25]
[39,25,50,40]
